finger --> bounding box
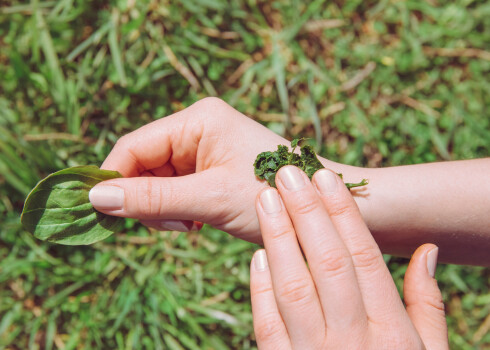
[256,188,326,348]
[275,166,367,335]
[101,97,228,177]
[102,113,196,177]
[312,169,407,322]
[141,219,203,232]
[89,168,229,223]
[140,163,176,177]
[405,244,448,349]
[250,250,292,350]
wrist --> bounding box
[317,156,379,239]
[317,156,373,188]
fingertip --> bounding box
[250,250,270,296]
[256,186,278,203]
[249,248,290,349]
[100,159,133,177]
[252,249,269,273]
[312,168,342,196]
[275,165,310,192]
[410,243,439,279]
[427,246,439,279]
[141,219,203,232]
[405,244,448,349]
[89,183,125,211]
[405,244,444,313]
[412,243,438,257]
[257,188,283,217]
[276,165,300,177]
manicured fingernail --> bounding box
[160,220,202,232]
[279,166,305,190]
[427,247,439,278]
[254,250,268,271]
[260,189,282,214]
[89,186,124,210]
[313,169,338,195]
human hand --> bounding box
[250,166,448,349]
[89,97,289,242]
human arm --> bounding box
[89,97,490,265]
[250,166,448,349]
[319,158,490,265]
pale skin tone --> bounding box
[88,97,485,347]
[90,97,490,266]
[250,166,448,349]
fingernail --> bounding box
[279,166,305,190]
[254,250,268,271]
[89,186,124,210]
[194,221,204,231]
[260,189,282,214]
[160,220,195,232]
[313,169,338,195]
[427,247,439,278]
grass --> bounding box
[0,0,489,348]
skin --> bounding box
[90,97,490,265]
[250,166,448,349]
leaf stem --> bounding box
[345,179,369,189]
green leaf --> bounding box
[299,144,324,179]
[290,138,300,149]
[254,139,369,190]
[21,166,124,245]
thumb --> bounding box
[404,244,449,350]
[141,219,203,233]
[89,168,229,225]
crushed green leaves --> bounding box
[254,138,368,189]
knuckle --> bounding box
[396,334,424,350]
[424,295,445,313]
[315,248,352,278]
[427,293,445,312]
[195,96,228,111]
[252,285,274,298]
[135,177,164,217]
[207,179,231,207]
[192,97,241,131]
[254,314,284,342]
[292,199,319,216]
[326,200,352,219]
[406,287,445,313]
[196,179,234,224]
[268,222,294,242]
[113,132,146,173]
[114,133,131,150]
[376,333,423,350]
[350,246,383,272]
[276,277,313,306]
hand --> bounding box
[89,97,288,242]
[250,166,448,349]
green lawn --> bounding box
[1,1,489,349]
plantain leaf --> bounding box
[21,166,124,245]
[254,139,368,189]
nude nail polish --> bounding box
[260,189,282,214]
[279,166,305,190]
[427,247,439,278]
[89,186,124,210]
[314,169,338,195]
[254,250,268,271]
[160,220,193,232]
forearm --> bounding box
[320,157,490,266]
